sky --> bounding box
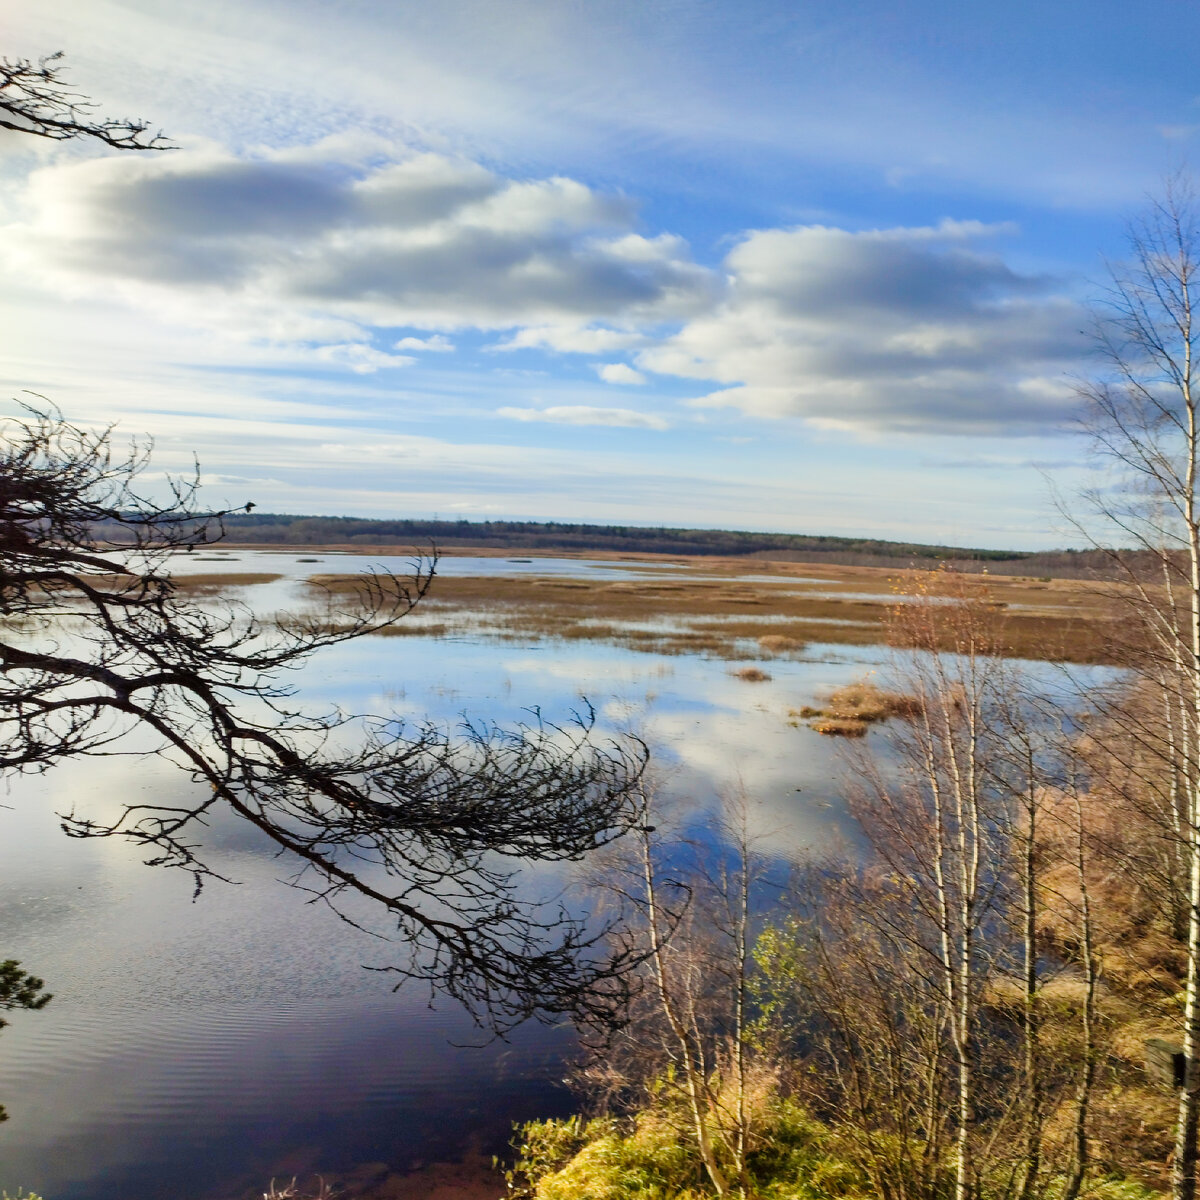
[2,0,1197,549]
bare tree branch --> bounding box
[0,403,648,1034]
[0,52,172,150]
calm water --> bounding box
[0,554,957,1198]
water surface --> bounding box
[0,553,1021,1198]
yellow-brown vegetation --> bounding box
[1032,758,1191,1190]
[83,571,284,594]
[758,633,806,654]
[809,717,869,738]
[731,666,772,682]
[798,680,923,736]
[302,555,1120,662]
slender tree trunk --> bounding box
[1018,745,1042,1200]
[638,819,730,1197]
[732,845,751,1196]
[1176,784,1200,1200]
[1062,771,1098,1200]
[1176,303,1200,1200]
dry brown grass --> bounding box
[171,572,284,592]
[810,717,869,737]
[796,681,923,737]
[301,558,1120,662]
[69,571,284,596]
[1028,757,1195,1189]
[821,681,923,722]
[731,665,772,682]
[758,633,806,654]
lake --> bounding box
[0,551,1044,1199]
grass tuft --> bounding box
[732,665,773,682]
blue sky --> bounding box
[3,0,1197,548]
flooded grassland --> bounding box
[298,550,1118,664]
[0,547,1116,1200]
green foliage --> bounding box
[1080,1182,1163,1200]
[749,917,810,1046]
[1047,1177,1163,1200]
[510,1094,873,1200]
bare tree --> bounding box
[754,573,1099,1200]
[570,783,777,1197]
[0,405,646,1032]
[875,571,1012,1200]
[1,51,170,149]
[1076,176,1200,1200]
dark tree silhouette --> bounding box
[0,405,646,1031]
[0,44,177,1122]
[0,51,171,149]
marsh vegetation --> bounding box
[294,556,1117,664]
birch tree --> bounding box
[1077,177,1200,1200]
[577,785,772,1197]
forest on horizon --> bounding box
[194,512,1108,576]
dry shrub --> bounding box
[823,681,922,722]
[1085,1085,1176,1189]
[797,680,922,736]
[811,717,869,738]
[731,666,772,682]
[758,633,805,654]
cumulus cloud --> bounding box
[497,405,668,430]
[2,143,1086,435]
[8,144,715,337]
[394,334,455,352]
[596,363,647,385]
[637,221,1085,435]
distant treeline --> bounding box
[172,513,1118,577]
[98,511,1126,577]
[211,513,1024,559]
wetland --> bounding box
[0,546,1115,1199]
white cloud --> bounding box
[596,363,647,385]
[1,134,1085,438]
[394,334,455,352]
[5,143,715,342]
[491,325,647,353]
[312,343,415,373]
[638,221,1084,435]
[497,405,668,430]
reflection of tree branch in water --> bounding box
[0,960,51,1122]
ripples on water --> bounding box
[0,554,1066,1199]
